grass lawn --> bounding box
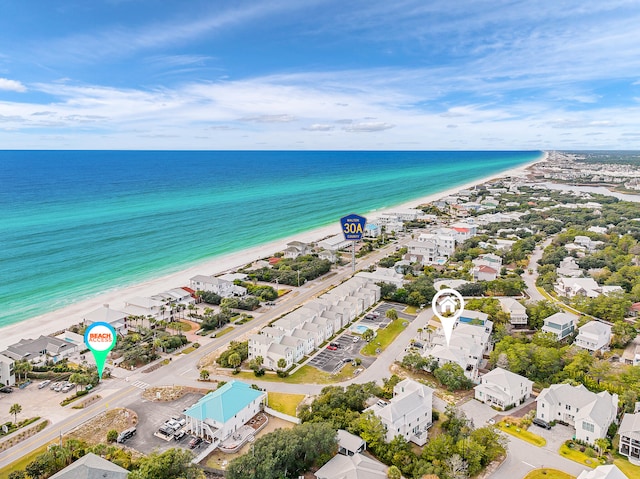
[168,321,192,332]
[614,455,640,479]
[361,318,407,356]
[181,346,196,354]
[267,392,305,417]
[404,305,418,315]
[236,363,358,385]
[0,442,53,479]
[212,326,234,338]
[558,444,598,468]
[523,469,575,479]
[497,422,546,447]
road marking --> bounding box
[131,380,149,390]
[180,367,192,375]
[523,461,536,468]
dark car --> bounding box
[188,436,202,449]
[0,386,12,393]
[532,418,551,430]
[329,342,340,349]
[117,427,136,443]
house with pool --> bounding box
[422,309,493,382]
[184,380,266,445]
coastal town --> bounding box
[1,152,640,479]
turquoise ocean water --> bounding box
[0,150,541,328]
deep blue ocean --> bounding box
[0,150,541,327]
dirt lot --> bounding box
[67,408,138,445]
[204,415,296,470]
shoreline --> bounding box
[0,152,546,349]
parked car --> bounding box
[54,383,65,392]
[532,418,551,429]
[329,342,340,349]
[0,386,12,394]
[61,383,75,393]
[165,419,181,431]
[38,380,51,389]
[188,436,202,449]
[117,427,136,443]
[50,382,61,391]
[174,429,186,440]
[365,314,375,320]
[352,336,359,343]
[327,345,337,351]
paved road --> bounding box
[491,434,589,479]
[523,238,552,302]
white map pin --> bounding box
[432,288,465,348]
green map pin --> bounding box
[84,322,117,381]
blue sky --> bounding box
[1,0,640,150]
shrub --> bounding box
[107,429,118,443]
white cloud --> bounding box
[303,124,334,131]
[0,78,26,92]
[342,122,395,132]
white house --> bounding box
[184,380,266,443]
[83,305,129,336]
[473,253,503,270]
[619,412,640,465]
[365,378,434,446]
[474,367,533,410]
[49,453,129,479]
[0,353,15,387]
[577,465,628,479]
[314,453,388,479]
[542,312,579,340]
[284,241,312,258]
[189,275,246,298]
[472,265,499,281]
[123,296,167,321]
[555,277,601,298]
[536,384,618,444]
[317,235,352,252]
[499,298,528,326]
[575,321,613,352]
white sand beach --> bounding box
[0,153,546,349]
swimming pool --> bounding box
[351,325,370,334]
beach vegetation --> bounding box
[243,255,332,286]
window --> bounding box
[566,404,571,411]
[582,422,594,433]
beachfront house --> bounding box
[184,380,266,444]
[536,384,618,444]
[575,321,612,352]
[1,336,77,365]
[542,312,579,340]
[499,298,528,326]
[82,304,129,336]
[189,275,246,298]
[474,367,533,410]
[365,378,434,446]
[284,241,312,258]
[317,234,352,252]
[49,453,128,479]
[619,412,640,465]
[123,296,168,323]
[0,353,15,386]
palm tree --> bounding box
[200,369,210,381]
[9,403,22,424]
[229,353,242,371]
[277,358,287,371]
[386,308,398,320]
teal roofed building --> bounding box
[185,380,266,443]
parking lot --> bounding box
[124,392,204,454]
[362,303,415,328]
[307,333,375,373]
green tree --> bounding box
[433,363,473,391]
[386,308,398,320]
[107,429,118,443]
[612,322,637,348]
[9,403,22,424]
[229,353,242,370]
[199,369,210,380]
[276,358,287,371]
[7,471,26,479]
[129,448,203,479]
[387,465,402,479]
[362,328,375,342]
